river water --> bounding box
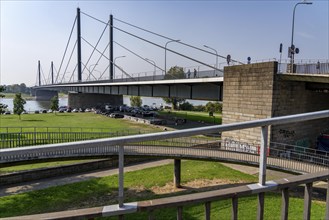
[1,96,209,112]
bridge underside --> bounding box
[64,84,222,101]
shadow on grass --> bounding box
[21,119,45,122]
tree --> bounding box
[163,66,186,110]
[205,102,222,113]
[164,66,186,80]
[50,95,59,114]
[0,86,8,114]
[13,93,26,120]
[130,96,142,107]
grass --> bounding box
[1,93,34,99]
[159,110,222,124]
[0,159,97,174]
[0,160,326,219]
[0,112,162,133]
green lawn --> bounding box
[159,110,222,124]
[0,159,97,174]
[0,161,326,219]
[0,112,162,133]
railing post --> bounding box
[324,179,329,219]
[232,197,238,220]
[205,202,211,220]
[118,145,124,208]
[281,188,289,220]
[259,125,268,185]
[257,193,265,220]
[304,182,313,220]
[177,206,183,220]
[257,125,268,220]
[174,159,181,188]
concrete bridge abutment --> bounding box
[222,61,329,148]
[68,93,123,109]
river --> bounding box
[1,96,210,112]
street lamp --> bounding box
[88,64,98,81]
[204,45,218,75]
[146,58,156,80]
[290,1,312,72]
[165,39,180,74]
[114,56,126,78]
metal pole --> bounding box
[118,145,124,208]
[109,14,114,81]
[146,58,156,80]
[165,40,180,74]
[259,125,268,185]
[114,56,126,79]
[77,8,82,82]
[51,61,54,84]
[204,45,218,75]
[38,60,41,86]
[290,2,312,73]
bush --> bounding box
[193,105,206,112]
[205,102,222,113]
[179,101,193,111]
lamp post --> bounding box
[290,1,312,72]
[204,45,218,76]
[165,39,180,74]
[146,58,156,80]
[88,64,98,81]
[114,56,126,79]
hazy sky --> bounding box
[1,0,328,86]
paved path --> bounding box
[0,160,297,197]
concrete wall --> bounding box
[68,93,123,109]
[271,78,329,147]
[222,61,329,148]
[222,62,276,145]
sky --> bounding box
[1,0,328,87]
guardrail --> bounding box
[0,130,149,149]
[1,110,329,219]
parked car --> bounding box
[34,110,40,114]
[3,111,11,115]
[109,113,124,118]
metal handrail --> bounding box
[1,110,328,156]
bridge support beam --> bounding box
[174,159,181,188]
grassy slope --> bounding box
[0,112,161,132]
[159,110,222,124]
[0,161,326,219]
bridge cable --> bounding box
[95,42,111,80]
[80,37,134,80]
[68,64,78,83]
[60,41,77,83]
[114,17,243,64]
[81,20,110,80]
[113,25,222,71]
[40,65,47,85]
[55,16,77,83]
[114,41,164,72]
[81,11,243,66]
